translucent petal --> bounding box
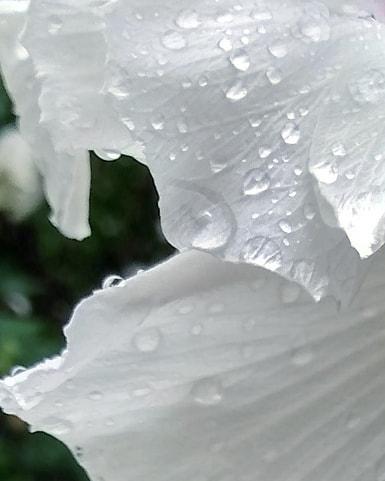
[0,1,91,239]
[2,249,385,481]
[16,0,385,299]
[310,27,385,258]
[0,126,42,220]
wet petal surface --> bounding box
[14,0,385,298]
[2,249,385,481]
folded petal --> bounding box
[0,1,91,239]
[2,249,385,481]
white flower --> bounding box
[2,249,385,481]
[3,0,385,299]
[0,126,41,220]
[2,1,385,480]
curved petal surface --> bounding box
[2,249,385,481]
[17,0,385,299]
[0,1,91,239]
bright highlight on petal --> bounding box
[2,250,385,481]
[3,0,384,299]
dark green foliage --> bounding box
[0,79,174,481]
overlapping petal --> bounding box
[8,0,385,299]
[2,249,385,481]
[0,0,90,239]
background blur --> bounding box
[0,77,174,481]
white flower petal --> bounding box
[0,1,91,239]
[310,29,385,258]
[2,249,385,481]
[0,126,42,220]
[14,0,385,298]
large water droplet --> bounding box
[191,377,223,406]
[190,204,233,250]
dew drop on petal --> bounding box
[225,82,248,101]
[133,327,162,353]
[190,204,233,251]
[162,30,187,50]
[191,377,223,406]
[175,10,201,29]
[291,346,313,366]
[94,149,121,161]
[268,40,288,58]
[218,37,233,52]
[229,49,250,71]
[278,219,292,233]
[266,67,283,85]
[88,391,103,401]
[243,169,271,195]
[281,123,301,144]
[102,275,124,289]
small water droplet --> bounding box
[259,146,272,158]
[268,40,288,58]
[162,30,187,50]
[243,169,271,195]
[191,324,203,335]
[175,10,201,29]
[225,82,248,101]
[279,220,292,233]
[304,204,316,220]
[266,66,282,85]
[349,69,385,103]
[312,160,338,184]
[218,37,233,52]
[133,327,162,353]
[151,114,165,130]
[191,377,223,406]
[89,391,103,401]
[94,149,121,161]
[102,275,124,289]
[10,365,26,376]
[229,49,250,71]
[291,346,313,366]
[281,123,301,144]
[332,142,346,157]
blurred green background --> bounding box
[0,78,174,481]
